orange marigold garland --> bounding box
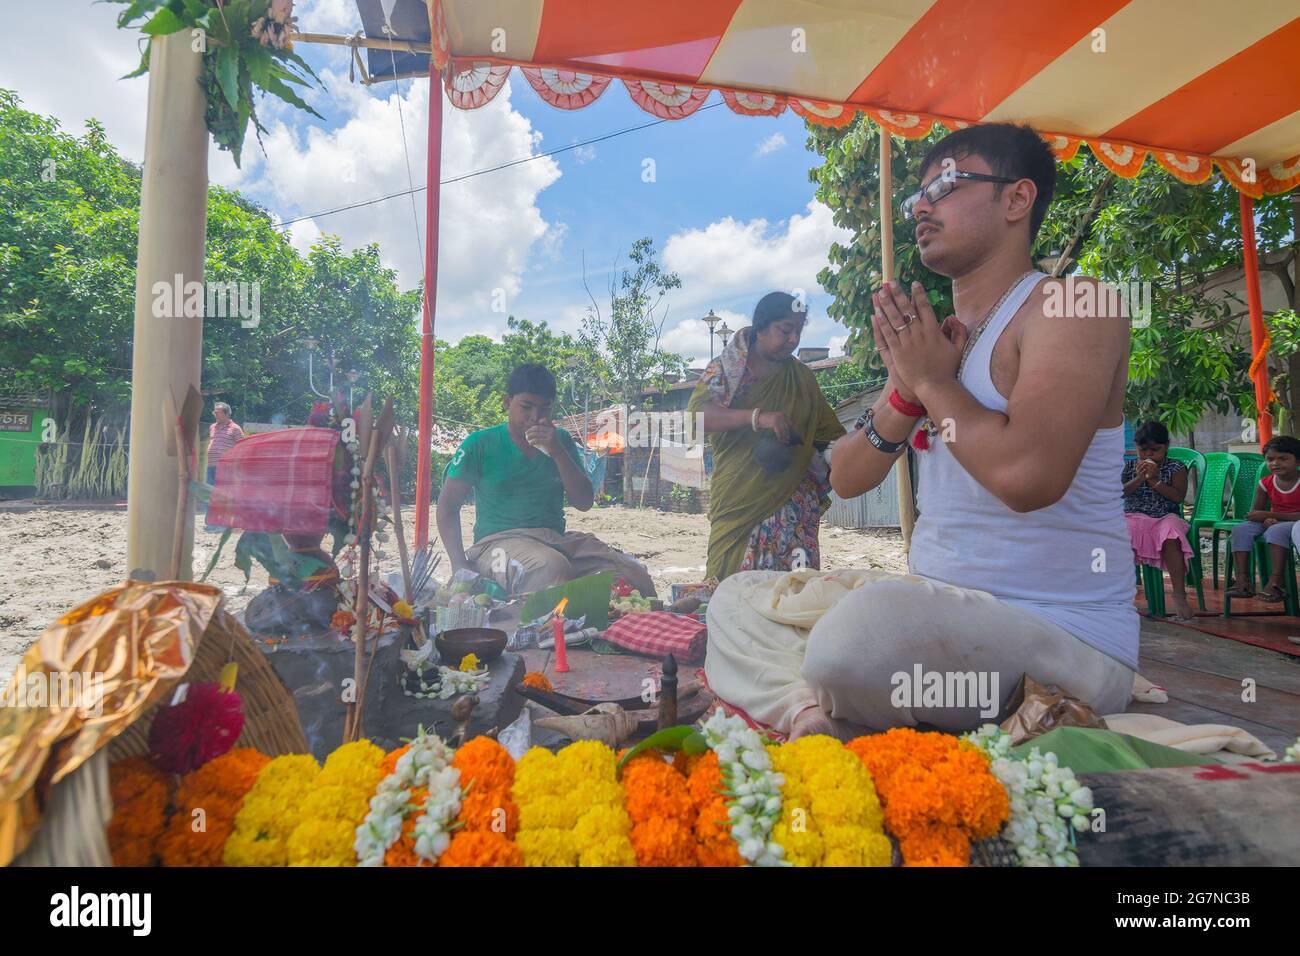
[685,751,743,867]
[157,748,270,867]
[847,729,1008,866]
[107,756,171,867]
[621,751,697,867]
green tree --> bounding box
[0,89,425,434]
[578,237,688,410]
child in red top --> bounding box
[1227,435,1300,603]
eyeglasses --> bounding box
[901,171,1020,221]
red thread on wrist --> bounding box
[889,389,926,417]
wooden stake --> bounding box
[345,399,395,742]
[386,441,413,603]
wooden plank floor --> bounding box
[1133,619,1300,755]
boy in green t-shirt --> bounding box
[436,364,656,597]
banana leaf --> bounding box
[521,571,613,629]
[1011,727,1219,774]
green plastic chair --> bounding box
[1185,452,1238,611]
[1211,453,1267,589]
[1137,563,1166,618]
[1166,447,1206,515]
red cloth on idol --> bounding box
[206,427,341,534]
[602,611,707,662]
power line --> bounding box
[273,101,724,228]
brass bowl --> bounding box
[435,627,507,665]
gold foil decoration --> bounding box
[0,580,224,867]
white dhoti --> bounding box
[703,569,1134,738]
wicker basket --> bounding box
[107,608,308,762]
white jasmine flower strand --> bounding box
[964,724,1098,867]
[702,711,789,867]
[355,727,457,866]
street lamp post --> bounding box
[301,337,337,400]
[702,309,719,361]
[714,321,733,351]
[346,368,361,410]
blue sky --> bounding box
[0,1,855,366]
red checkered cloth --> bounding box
[206,427,340,534]
[602,611,706,662]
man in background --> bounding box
[206,401,244,485]
[436,363,656,597]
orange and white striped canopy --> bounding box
[420,0,1300,197]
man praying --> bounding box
[705,124,1137,740]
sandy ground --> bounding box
[0,503,906,681]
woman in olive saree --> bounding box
[688,293,846,581]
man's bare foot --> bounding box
[789,705,836,740]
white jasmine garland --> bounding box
[1284,736,1299,763]
[964,724,1098,867]
[701,711,789,867]
[355,727,457,866]
[412,765,463,863]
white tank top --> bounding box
[908,271,1139,670]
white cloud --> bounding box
[0,2,151,159]
[573,144,597,164]
[662,199,851,313]
[223,72,562,333]
[756,132,786,156]
[659,309,747,367]
[2,3,563,344]
[654,201,855,365]
[299,0,361,34]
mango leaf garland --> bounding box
[110,0,324,167]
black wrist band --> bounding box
[861,409,907,454]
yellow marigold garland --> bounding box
[224,753,321,867]
[286,741,385,867]
[770,736,891,867]
[512,742,635,867]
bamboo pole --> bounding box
[125,32,207,582]
[880,127,916,552]
[293,32,433,54]
[414,63,444,549]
